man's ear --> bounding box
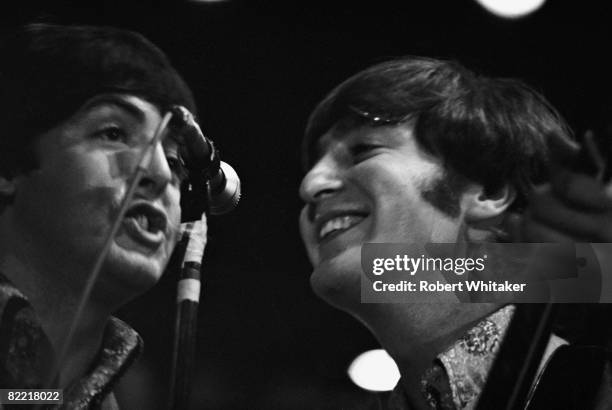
[463,184,516,223]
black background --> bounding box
[3,1,612,408]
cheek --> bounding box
[43,150,116,198]
[167,187,182,219]
[355,163,418,211]
[22,152,119,223]
[356,159,428,197]
[359,162,444,239]
[107,149,141,178]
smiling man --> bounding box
[299,57,612,409]
[0,24,197,408]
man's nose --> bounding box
[137,142,172,198]
[299,155,344,203]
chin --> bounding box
[309,252,363,313]
[98,247,169,300]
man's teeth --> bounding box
[132,214,150,232]
[319,215,364,239]
[125,204,166,235]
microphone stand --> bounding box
[168,216,207,410]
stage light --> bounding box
[347,349,400,392]
[474,0,546,19]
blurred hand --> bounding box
[506,170,612,243]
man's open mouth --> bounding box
[122,203,168,246]
[318,213,367,241]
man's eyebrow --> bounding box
[79,94,146,123]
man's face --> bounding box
[10,94,184,299]
[299,123,467,308]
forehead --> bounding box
[71,94,162,125]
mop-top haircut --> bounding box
[0,23,197,181]
[303,56,577,215]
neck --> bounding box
[0,237,111,387]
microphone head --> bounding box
[209,161,241,215]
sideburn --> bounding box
[419,170,468,219]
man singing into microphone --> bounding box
[0,24,201,408]
[299,57,612,409]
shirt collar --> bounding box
[0,272,142,408]
[62,317,142,409]
[420,305,515,410]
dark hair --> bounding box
[0,23,196,178]
[303,56,576,212]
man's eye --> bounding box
[93,126,128,143]
[167,156,188,184]
[350,143,383,160]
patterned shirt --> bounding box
[0,273,142,409]
[387,305,567,410]
[421,305,514,410]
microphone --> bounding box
[169,106,241,216]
